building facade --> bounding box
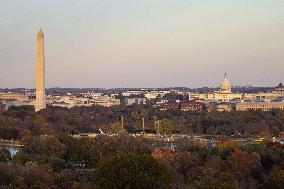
[124,97,147,106]
[236,102,284,111]
[190,73,242,102]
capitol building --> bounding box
[190,73,242,102]
[189,73,284,104]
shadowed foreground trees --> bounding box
[260,170,284,189]
[1,135,284,188]
[0,148,11,163]
[95,154,171,189]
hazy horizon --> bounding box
[0,0,283,88]
[0,84,281,90]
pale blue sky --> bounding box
[0,0,283,88]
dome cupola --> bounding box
[220,73,232,93]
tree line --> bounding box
[0,105,284,140]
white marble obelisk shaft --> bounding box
[35,29,46,112]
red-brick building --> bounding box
[180,102,205,111]
[157,102,205,111]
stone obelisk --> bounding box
[35,28,46,112]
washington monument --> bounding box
[35,29,46,112]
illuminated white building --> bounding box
[190,73,242,102]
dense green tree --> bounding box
[154,118,173,136]
[23,136,66,158]
[95,154,171,189]
[0,148,11,163]
[260,170,284,189]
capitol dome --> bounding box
[220,73,232,93]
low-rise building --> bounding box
[124,97,147,105]
[0,93,32,107]
[90,98,120,107]
[48,94,121,108]
[157,101,205,111]
[236,102,284,111]
[144,91,159,100]
[216,103,232,112]
[243,92,279,102]
[180,102,205,111]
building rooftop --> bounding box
[237,102,284,105]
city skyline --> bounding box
[0,0,283,88]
